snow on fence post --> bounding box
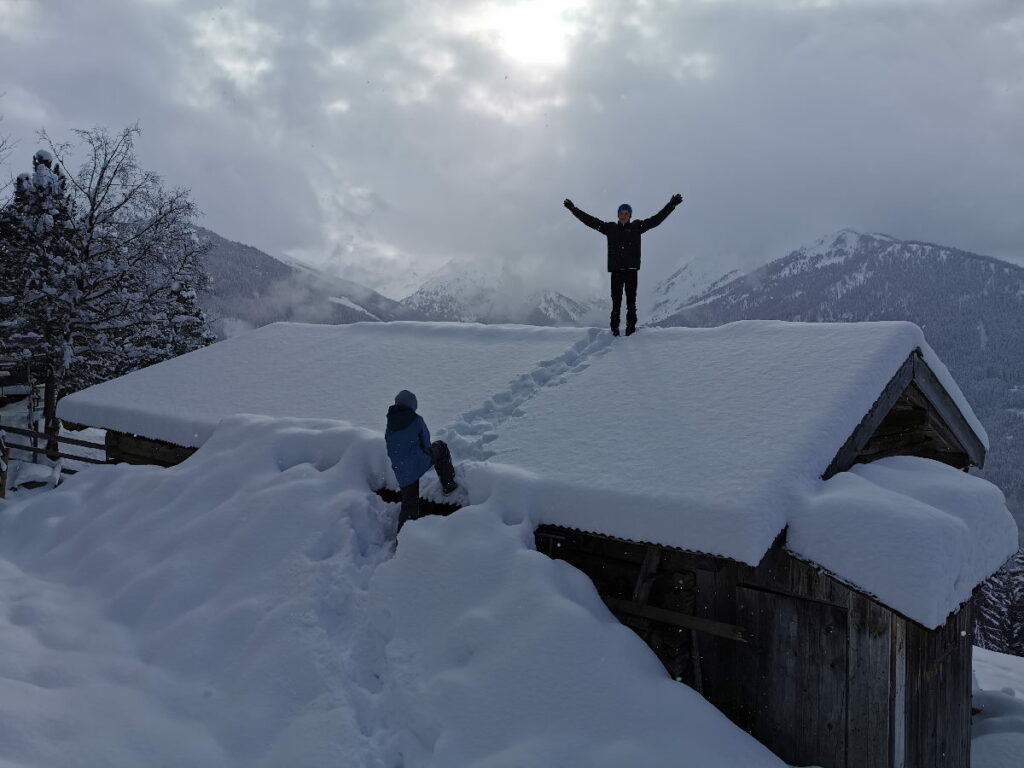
[0,428,8,499]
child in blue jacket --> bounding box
[385,389,458,530]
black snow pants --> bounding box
[610,268,639,333]
[398,441,457,531]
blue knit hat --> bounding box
[395,390,418,411]
[617,203,632,215]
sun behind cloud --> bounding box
[453,0,589,70]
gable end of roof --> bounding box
[823,350,986,479]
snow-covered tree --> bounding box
[976,547,1024,654]
[0,150,76,402]
[0,125,213,453]
[0,112,11,176]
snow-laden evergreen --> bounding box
[0,127,214,445]
[977,548,1024,655]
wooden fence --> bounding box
[0,425,110,498]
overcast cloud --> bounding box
[2,0,1023,299]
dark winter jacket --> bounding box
[385,403,433,488]
[568,200,679,271]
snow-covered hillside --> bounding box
[646,256,740,324]
[196,227,417,336]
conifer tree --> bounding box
[0,126,213,453]
[975,546,1024,654]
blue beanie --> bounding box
[395,389,418,411]
[617,203,632,215]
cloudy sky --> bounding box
[2,0,1023,299]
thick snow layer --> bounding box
[58,322,592,448]
[481,321,985,563]
[973,648,1024,768]
[57,319,990,573]
[787,456,1018,628]
[0,416,786,768]
[59,319,990,567]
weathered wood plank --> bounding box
[870,405,928,434]
[891,617,906,768]
[746,547,851,607]
[903,603,971,768]
[736,586,848,767]
[912,356,986,469]
[708,561,744,722]
[631,546,662,603]
[1,441,111,465]
[848,592,893,768]
[373,488,460,518]
[105,430,197,467]
[0,424,106,451]
[0,439,8,499]
[647,570,699,684]
[824,353,915,479]
[603,596,749,642]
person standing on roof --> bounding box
[564,194,683,336]
[385,389,459,531]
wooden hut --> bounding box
[427,344,996,768]
[56,320,1016,768]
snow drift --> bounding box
[0,415,786,767]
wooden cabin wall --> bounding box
[105,431,197,467]
[902,605,973,768]
[535,527,973,768]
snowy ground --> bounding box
[974,648,1024,768]
[0,416,788,768]
[0,412,1020,766]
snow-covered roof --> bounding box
[789,456,1017,628]
[448,321,985,562]
[58,322,590,449]
[58,320,1013,626]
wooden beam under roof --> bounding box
[823,350,985,480]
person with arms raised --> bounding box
[564,193,683,336]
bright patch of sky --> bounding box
[0,0,36,41]
[453,0,587,70]
[191,8,276,93]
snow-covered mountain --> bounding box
[400,257,597,326]
[196,227,419,336]
[658,229,1024,529]
[646,257,741,324]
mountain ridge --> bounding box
[195,227,421,336]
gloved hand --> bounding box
[670,193,683,206]
[563,198,574,210]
